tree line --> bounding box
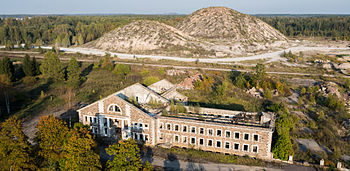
[0,115,153,170]
[259,16,350,40]
[0,15,184,48]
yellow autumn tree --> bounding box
[36,115,69,170]
[60,123,101,170]
[0,116,36,170]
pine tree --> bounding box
[36,115,69,170]
[22,54,34,76]
[106,139,142,171]
[32,57,40,75]
[40,51,64,81]
[0,56,14,80]
[60,123,101,170]
[0,116,36,170]
[67,57,81,88]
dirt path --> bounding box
[37,46,350,63]
[22,109,67,142]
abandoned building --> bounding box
[77,79,275,160]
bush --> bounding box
[143,76,160,86]
[22,76,36,85]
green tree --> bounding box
[40,51,65,81]
[0,116,36,170]
[67,57,81,88]
[272,133,294,161]
[113,64,130,79]
[234,73,247,89]
[32,57,40,75]
[254,63,266,82]
[0,56,14,80]
[60,123,101,171]
[36,115,69,170]
[106,139,142,171]
[22,54,34,76]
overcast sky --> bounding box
[1,0,350,15]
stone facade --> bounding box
[77,79,275,160]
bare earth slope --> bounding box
[85,7,289,57]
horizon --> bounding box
[1,0,350,15]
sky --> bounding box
[1,0,350,15]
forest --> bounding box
[0,15,350,48]
[259,15,350,40]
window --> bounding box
[243,144,249,152]
[140,134,143,140]
[90,117,92,123]
[159,123,164,129]
[85,116,87,122]
[235,132,240,139]
[93,117,96,123]
[144,124,149,129]
[199,128,204,134]
[216,140,221,148]
[225,130,231,138]
[139,123,143,128]
[174,124,179,131]
[174,135,179,142]
[208,139,213,147]
[253,134,259,141]
[234,143,240,150]
[108,105,121,112]
[182,136,187,143]
[216,129,222,137]
[145,134,149,142]
[244,133,250,140]
[103,118,107,126]
[190,137,196,144]
[252,145,258,153]
[104,128,108,135]
[182,125,187,132]
[225,142,230,149]
[199,138,204,145]
[166,123,171,130]
[191,126,196,133]
[208,128,213,136]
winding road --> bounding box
[35,45,350,63]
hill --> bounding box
[85,7,289,57]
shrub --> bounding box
[22,76,36,85]
[143,76,160,86]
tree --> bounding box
[22,54,34,76]
[32,57,40,75]
[106,139,142,171]
[0,56,14,80]
[36,115,69,170]
[113,64,130,79]
[101,53,113,71]
[272,133,294,161]
[0,74,11,115]
[254,63,266,82]
[60,123,101,170]
[0,116,36,170]
[234,73,247,89]
[40,51,65,81]
[67,57,81,88]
